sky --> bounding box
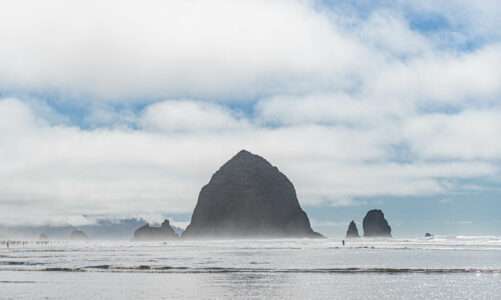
[1,0,501,237]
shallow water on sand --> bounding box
[2,237,501,299]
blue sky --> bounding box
[0,0,500,236]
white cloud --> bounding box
[359,11,432,57]
[1,98,500,225]
[404,110,501,160]
[0,98,45,131]
[1,1,501,226]
[367,44,501,106]
[140,100,248,132]
[402,0,501,40]
[0,0,368,100]
[257,94,377,127]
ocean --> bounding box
[2,237,501,299]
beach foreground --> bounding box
[2,238,501,299]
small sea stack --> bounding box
[183,150,322,239]
[133,219,178,241]
[39,233,49,241]
[70,229,88,240]
[362,209,392,237]
[346,220,360,238]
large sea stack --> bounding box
[346,220,360,238]
[133,220,178,241]
[362,209,392,237]
[183,150,322,238]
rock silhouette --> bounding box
[70,229,88,240]
[183,150,322,238]
[362,209,392,237]
[346,220,360,238]
[133,220,178,241]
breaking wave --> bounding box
[18,266,501,274]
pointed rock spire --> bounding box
[346,220,360,238]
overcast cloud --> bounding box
[0,0,500,226]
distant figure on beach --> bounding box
[342,240,345,246]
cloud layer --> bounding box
[0,0,500,226]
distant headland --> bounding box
[133,219,178,241]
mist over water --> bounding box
[2,237,501,299]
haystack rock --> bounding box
[183,150,322,238]
[346,220,360,238]
[70,229,88,240]
[362,209,392,237]
[133,220,178,241]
